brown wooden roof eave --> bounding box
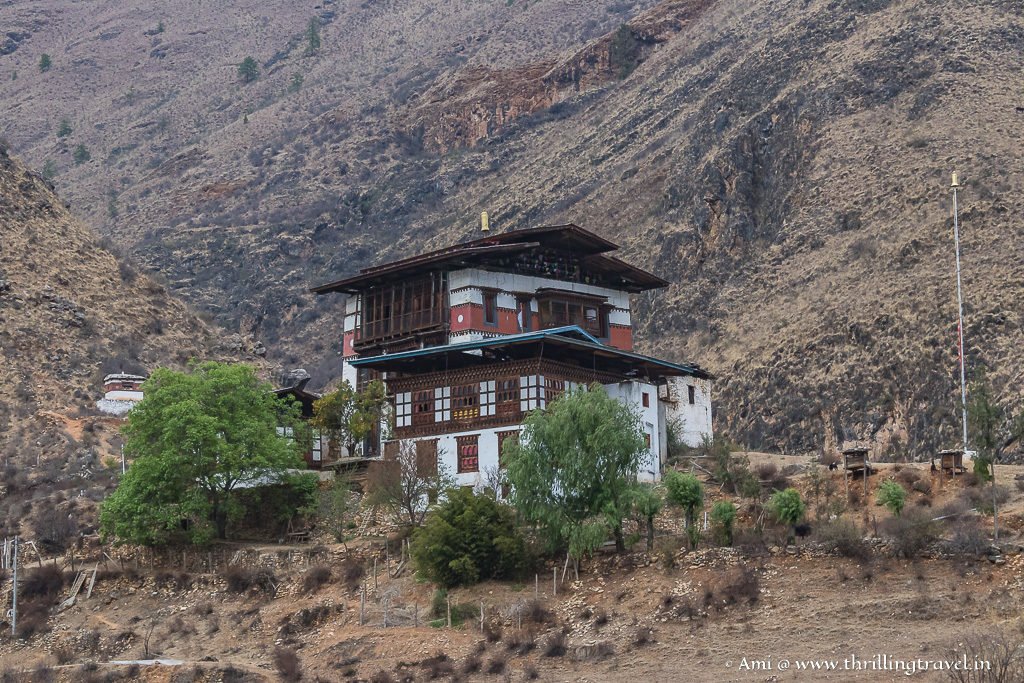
[310,243,538,294]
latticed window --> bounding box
[544,377,565,405]
[480,381,495,417]
[519,375,541,412]
[395,392,412,428]
[412,389,435,426]
[495,378,519,415]
[452,384,479,420]
[456,434,479,473]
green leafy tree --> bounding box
[664,471,703,529]
[505,385,647,559]
[630,484,663,551]
[710,501,737,546]
[312,379,388,457]
[769,488,806,545]
[289,73,304,93]
[41,160,57,180]
[56,119,72,138]
[366,441,455,526]
[39,54,52,72]
[156,21,165,34]
[72,144,90,164]
[237,56,259,83]
[100,362,305,544]
[411,488,527,587]
[608,24,640,79]
[877,480,907,517]
[305,18,321,55]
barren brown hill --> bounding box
[2,0,1023,455]
[0,143,254,545]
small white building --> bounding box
[96,372,147,416]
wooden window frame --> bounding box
[483,290,498,326]
[456,434,479,473]
[451,383,479,421]
[642,392,650,408]
[688,385,696,405]
[412,389,435,426]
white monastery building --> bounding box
[312,224,713,486]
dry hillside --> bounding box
[5,454,1024,682]
[1,0,1022,455]
[0,144,257,549]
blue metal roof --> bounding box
[348,325,710,378]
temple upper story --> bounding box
[312,224,667,363]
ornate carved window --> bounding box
[452,383,479,421]
[412,389,435,426]
[456,434,479,473]
[495,378,519,415]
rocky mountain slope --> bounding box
[2,0,1022,455]
[0,144,253,541]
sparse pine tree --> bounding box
[306,18,321,55]
[41,160,57,180]
[72,144,90,165]
[57,119,72,138]
[237,56,259,83]
[289,72,304,93]
[39,53,52,72]
[156,21,165,34]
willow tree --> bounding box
[504,385,646,563]
[100,362,305,544]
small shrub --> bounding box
[524,600,554,625]
[524,664,540,680]
[223,566,277,594]
[816,519,869,560]
[461,654,481,674]
[881,508,939,558]
[896,468,922,486]
[431,588,448,619]
[483,620,502,643]
[369,671,394,683]
[341,560,365,591]
[877,480,907,516]
[948,521,989,556]
[911,479,931,494]
[485,655,507,674]
[707,567,760,608]
[504,630,536,655]
[633,627,654,648]
[656,536,683,569]
[944,626,1024,682]
[411,488,528,588]
[21,565,65,598]
[302,565,332,594]
[543,631,567,657]
[419,653,454,680]
[273,646,302,681]
[710,501,737,546]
